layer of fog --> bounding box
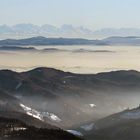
[17,88,140,128]
[0,45,140,74]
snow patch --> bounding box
[89,104,96,108]
[20,104,43,121]
[67,130,83,137]
[20,103,61,122]
[81,123,95,131]
[41,112,61,122]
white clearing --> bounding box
[20,103,61,122]
[67,130,83,137]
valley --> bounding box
[0,67,140,139]
[1,0,140,139]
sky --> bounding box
[0,0,140,30]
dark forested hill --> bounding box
[0,67,140,128]
[0,116,82,140]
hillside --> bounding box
[0,116,82,140]
[0,67,140,128]
[85,106,140,140]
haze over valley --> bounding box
[0,43,140,74]
[1,0,140,139]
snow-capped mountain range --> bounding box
[1,23,140,39]
[0,24,93,39]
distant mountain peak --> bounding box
[33,36,47,39]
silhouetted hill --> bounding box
[1,36,140,46]
[94,70,140,84]
[103,36,140,45]
[0,36,103,46]
[0,116,82,140]
[0,46,37,51]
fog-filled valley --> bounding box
[0,43,140,140]
[0,45,140,73]
[0,48,140,140]
[1,0,140,139]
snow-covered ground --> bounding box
[81,123,95,131]
[20,103,43,121]
[41,112,61,122]
[67,130,83,137]
[20,103,61,122]
[89,104,96,108]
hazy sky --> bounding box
[0,0,140,29]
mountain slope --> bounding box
[0,89,83,139]
[0,116,82,140]
[85,106,140,140]
[0,68,140,128]
[0,89,59,128]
